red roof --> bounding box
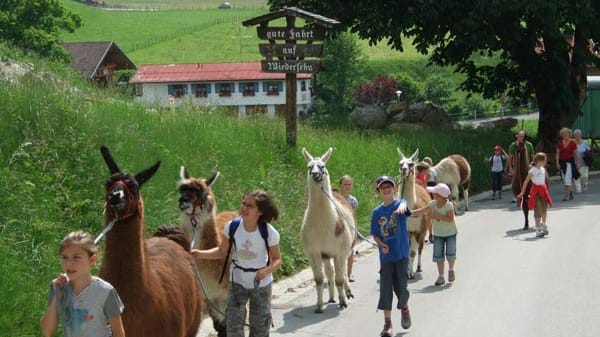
[129,61,311,84]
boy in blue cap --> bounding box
[370,176,412,337]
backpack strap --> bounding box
[258,219,270,267]
[219,217,241,284]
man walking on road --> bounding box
[507,130,534,229]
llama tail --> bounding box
[153,225,191,251]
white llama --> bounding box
[397,148,432,279]
[433,154,471,211]
[301,147,355,313]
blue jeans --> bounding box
[432,234,457,263]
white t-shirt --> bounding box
[529,166,546,185]
[225,218,280,289]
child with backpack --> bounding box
[192,190,282,337]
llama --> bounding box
[433,154,472,211]
[397,148,432,279]
[99,145,202,337]
[178,167,237,337]
[301,147,355,313]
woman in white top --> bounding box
[573,129,591,192]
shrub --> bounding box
[352,75,398,105]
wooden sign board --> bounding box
[259,43,323,58]
[261,60,320,73]
[257,27,326,41]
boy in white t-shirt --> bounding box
[517,153,553,238]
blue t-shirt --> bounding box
[370,199,410,264]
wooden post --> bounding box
[285,15,297,146]
[286,73,297,146]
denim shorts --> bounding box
[432,234,457,262]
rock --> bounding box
[350,104,388,129]
[477,117,518,129]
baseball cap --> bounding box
[494,145,503,151]
[426,183,451,198]
[375,175,396,189]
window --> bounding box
[263,81,283,96]
[217,83,233,97]
[301,80,307,92]
[168,84,187,98]
[135,84,143,97]
[240,82,258,96]
[192,83,211,97]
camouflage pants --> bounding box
[226,282,272,337]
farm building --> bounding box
[129,61,313,117]
[62,41,136,84]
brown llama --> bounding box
[433,154,472,211]
[99,145,202,337]
[397,148,432,279]
[177,166,237,337]
[301,147,355,313]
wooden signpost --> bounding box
[243,7,339,146]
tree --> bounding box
[315,32,366,114]
[269,0,600,152]
[0,0,81,61]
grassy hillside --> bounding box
[0,42,517,335]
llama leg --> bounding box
[309,255,326,313]
[451,185,460,212]
[209,304,227,337]
[408,234,417,279]
[323,258,336,304]
[334,255,350,309]
[463,188,469,211]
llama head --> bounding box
[177,166,218,215]
[100,145,161,220]
[397,148,419,177]
[302,147,333,183]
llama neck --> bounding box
[400,174,418,209]
[306,179,336,215]
[100,214,147,285]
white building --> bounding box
[129,61,312,117]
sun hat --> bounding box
[375,175,396,189]
[494,145,503,152]
[426,183,451,198]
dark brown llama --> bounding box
[99,145,203,337]
[178,167,237,337]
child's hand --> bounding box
[379,243,389,255]
[516,193,523,199]
[51,273,68,288]
[395,203,408,214]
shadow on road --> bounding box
[274,303,342,334]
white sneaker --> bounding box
[535,228,545,237]
[542,224,549,235]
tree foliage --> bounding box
[0,0,81,61]
[269,0,600,151]
[315,32,366,114]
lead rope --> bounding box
[319,184,378,246]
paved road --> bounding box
[199,174,600,337]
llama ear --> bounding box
[180,166,190,180]
[321,147,333,163]
[397,147,406,160]
[410,148,420,162]
[136,161,161,187]
[301,147,313,161]
[206,171,220,187]
[100,145,120,174]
